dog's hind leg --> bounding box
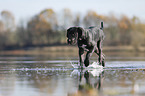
[94,49,105,67]
[101,55,105,67]
[96,40,105,67]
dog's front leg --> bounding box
[79,48,84,68]
[97,40,102,65]
[84,48,94,67]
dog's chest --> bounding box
[78,40,91,51]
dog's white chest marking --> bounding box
[81,44,89,51]
[82,44,87,47]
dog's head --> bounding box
[67,27,84,45]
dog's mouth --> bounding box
[67,38,77,45]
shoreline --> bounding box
[0,46,145,55]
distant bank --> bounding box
[0,46,145,55]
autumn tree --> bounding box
[130,16,145,49]
[15,19,30,47]
[39,9,58,30]
[0,21,5,48]
[61,8,74,29]
[27,9,59,45]
[1,10,16,32]
[104,14,120,46]
[83,10,105,28]
[118,15,132,45]
[73,13,81,26]
[0,10,16,48]
[0,21,4,32]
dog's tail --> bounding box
[100,22,103,30]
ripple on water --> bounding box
[106,61,145,69]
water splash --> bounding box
[88,62,103,69]
[70,62,104,77]
[70,61,103,69]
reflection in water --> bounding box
[68,69,104,96]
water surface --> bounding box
[0,53,145,96]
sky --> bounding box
[0,0,145,23]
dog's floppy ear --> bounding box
[77,27,84,39]
[67,27,73,37]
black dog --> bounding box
[67,22,105,68]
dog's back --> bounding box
[83,26,105,45]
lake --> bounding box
[0,50,145,96]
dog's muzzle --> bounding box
[67,39,71,44]
[67,38,76,45]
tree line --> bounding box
[0,8,145,50]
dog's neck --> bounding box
[80,29,88,39]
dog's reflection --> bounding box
[69,69,104,96]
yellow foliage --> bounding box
[118,15,131,30]
[119,21,128,29]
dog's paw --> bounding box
[84,60,89,67]
[102,60,105,67]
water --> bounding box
[0,53,145,96]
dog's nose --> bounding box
[72,38,75,41]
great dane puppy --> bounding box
[67,22,105,68]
